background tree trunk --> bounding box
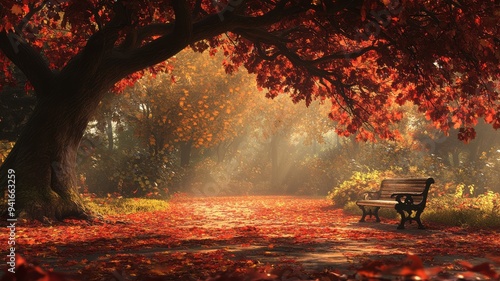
[180,140,193,167]
[106,114,114,151]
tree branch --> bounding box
[107,2,194,78]
[109,1,307,81]
[172,1,193,42]
[233,27,364,110]
[236,26,382,67]
[310,45,380,64]
[60,1,131,83]
[192,0,206,19]
[138,23,174,39]
[16,1,48,32]
[255,42,280,61]
[0,31,54,97]
[120,21,194,51]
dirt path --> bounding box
[5,196,500,280]
[165,196,499,271]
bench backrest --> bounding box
[379,178,434,205]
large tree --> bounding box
[0,0,498,221]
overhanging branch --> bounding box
[234,27,373,118]
[60,1,131,83]
[310,45,380,65]
[103,2,194,81]
[0,31,54,97]
[172,1,193,44]
[110,1,311,81]
[16,1,48,32]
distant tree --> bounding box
[0,0,498,220]
[119,49,253,167]
[248,95,331,190]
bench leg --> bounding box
[359,206,368,222]
[359,206,382,223]
[373,207,381,222]
[415,210,425,229]
[396,208,407,229]
[395,208,425,229]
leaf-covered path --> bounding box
[3,196,500,280]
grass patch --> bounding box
[422,208,500,229]
[422,192,500,229]
[83,196,169,216]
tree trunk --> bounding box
[106,114,114,151]
[0,2,202,221]
[180,140,193,167]
[0,89,104,221]
[216,142,228,163]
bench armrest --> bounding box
[390,192,422,205]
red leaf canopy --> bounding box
[0,0,498,141]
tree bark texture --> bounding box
[0,86,105,221]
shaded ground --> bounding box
[2,196,500,280]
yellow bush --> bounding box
[327,170,396,208]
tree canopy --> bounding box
[1,0,498,141]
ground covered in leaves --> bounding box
[1,196,500,280]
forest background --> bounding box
[3,48,500,228]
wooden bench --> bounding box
[356,178,435,229]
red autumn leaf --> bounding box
[10,5,24,15]
[457,260,500,279]
[392,254,428,280]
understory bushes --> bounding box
[78,147,178,198]
[423,190,500,228]
[330,170,500,228]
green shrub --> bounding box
[327,170,396,208]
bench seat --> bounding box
[355,199,398,208]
